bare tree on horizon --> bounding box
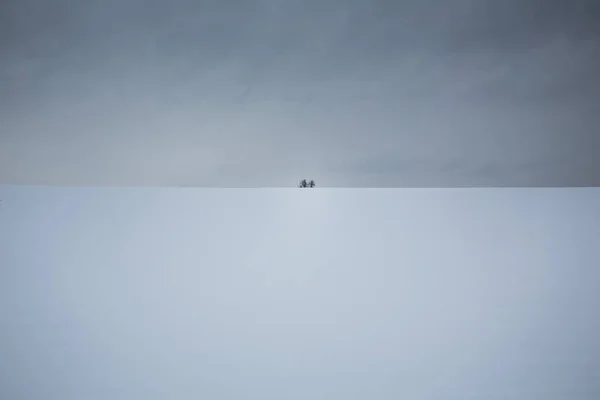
[299,179,315,188]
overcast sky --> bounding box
[1,186,599,399]
[1,0,599,186]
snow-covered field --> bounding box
[1,187,599,399]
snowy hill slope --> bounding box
[1,187,599,399]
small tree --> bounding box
[298,179,316,188]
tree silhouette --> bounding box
[299,179,315,188]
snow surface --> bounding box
[1,187,599,399]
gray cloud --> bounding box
[1,0,599,186]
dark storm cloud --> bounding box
[1,0,599,186]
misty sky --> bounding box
[1,0,599,186]
[1,185,599,399]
